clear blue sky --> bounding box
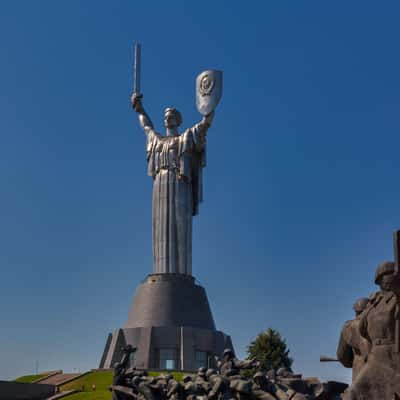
[1,0,400,383]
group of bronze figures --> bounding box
[112,256,400,400]
[111,347,346,400]
[336,257,400,399]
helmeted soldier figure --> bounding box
[220,348,259,377]
[183,375,207,400]
[134,374,171,400]
[265,370,276,383]
[206,368,229,400]
[337,297,371,382]
[111,345,143,400]
[194,367,211,394]
[195,367,207,382]
[250,372,276,400]
[218,348,260,400]
[153,374,173,399]
[165,374,184,400]
[113,362,127,387]
[275,369,312,400]
[276,368,293,380]
[342,261,400,399]
[113,345,136,387]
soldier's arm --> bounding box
[214,355,222,369]
[336,323,354,368]
[233,358,256,370]
[166,380,179,397]
[119,350,131,369]
[208,377,223,399]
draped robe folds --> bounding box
[146,121,207,275]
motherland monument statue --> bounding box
[130,43,222,275]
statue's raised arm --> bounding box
[131,93,154,134]
[187,111,215,152]
[197,111,215,132]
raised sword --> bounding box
[133,42,141,95]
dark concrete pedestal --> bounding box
[100,273,233,370]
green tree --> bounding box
[247,328,293,372]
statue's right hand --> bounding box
[131,93,143,112]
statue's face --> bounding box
[379,274,400,293]
[164,112,178,129]
[223,353,232,361]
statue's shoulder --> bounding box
[148,128,162,139]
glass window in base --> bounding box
[159,349,178,370]
[194,351,209,370]
[129,349,137,367]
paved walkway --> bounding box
[46,389,78,400]
[39,373,81,386]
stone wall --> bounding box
[0,380,55,400]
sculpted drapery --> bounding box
[132,93,213,275]
[145,120,209,275]
[131,68,221,276]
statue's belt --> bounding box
[159,167,179,173]
[373,338,395,346]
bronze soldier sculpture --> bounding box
[342,261,400,399]
[111,347,346,400]
[336,297,370,381]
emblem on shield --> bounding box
[196,70,223,116]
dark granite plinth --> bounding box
[100,273,233,370]
[126,273,215,330]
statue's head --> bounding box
[164,373,173,381]
[164,107,182,129]
[375,261,400,293]
[222,348,234,360]
[206,368,216,378]
[276,367,289,377]
[253,371,267,386]
[131,376,141,386]
[353,297,369,316]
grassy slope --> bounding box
[14,373,48,383]
[60,370,188,400]
[61,370,113,392]
[148,371,186,381]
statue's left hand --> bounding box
[203,110,215,127]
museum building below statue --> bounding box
[99,273,233,370]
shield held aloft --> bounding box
[196,70,223,116]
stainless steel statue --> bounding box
[131,43,222,275]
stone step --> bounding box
[39,374,81,386]
[46,389,78,400]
